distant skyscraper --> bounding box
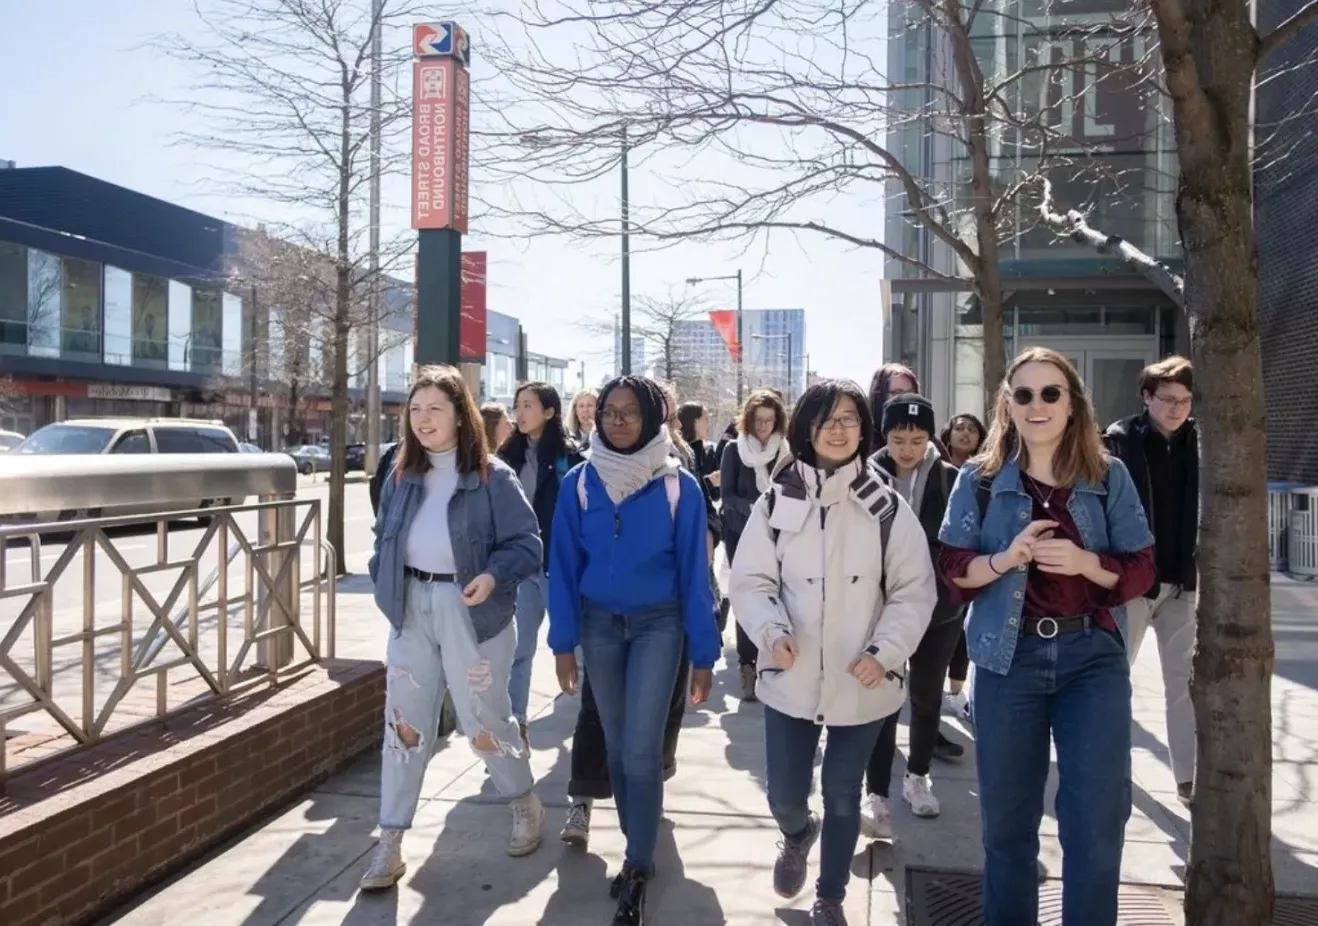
[612,321,647,376]
[672,308,806,403]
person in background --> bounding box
[730,379,936,926]
[678,401,720,498]
[936,413,988,718]
[361,365,545,892]
[937,347,1154,926]
[714,418,739,473]
[499,382,584,743]
[548,375,719,925]
[482,402,513,452]
[867,363,920,450]
[1102,355,1198,805]
[862,395,965,838]
[566,388,599,444]
[720,389,791,701]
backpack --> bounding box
[577,468,681,520]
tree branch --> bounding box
[1258,0,1318,63]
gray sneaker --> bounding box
[773,813,820,899]
[359,829,405,891]
[739,664,758,702]
[810,898,848,925]
[561,801,592,848]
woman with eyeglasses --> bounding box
[730,380,936,926]
[936,347,1154,926]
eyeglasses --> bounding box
[1010,385,1066,406]
[1154,393,1193,410]
[818,414,861,431]
[601,407,642,424]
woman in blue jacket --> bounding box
[548,375,720,926]
[362,365,545,893]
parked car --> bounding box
[345,443,367,471]
[240,442,263,454]
[0,429,24,452]
[5,418,243,523]
[286,444,331,475]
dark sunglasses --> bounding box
[1010,385,1066,405]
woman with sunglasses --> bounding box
[936,347,1154,926]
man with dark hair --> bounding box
[1103,354,1198,805]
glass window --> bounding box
[15,424,116,454]
[111,431,151,454]
[195,427,238,452]
[153,428,205,453]
[168,280,192,371]
[61,256,102,359]
[0,241,26,352]
[132,274,169,365]
[102,266,133,365]
[222,292,244,376]
[1017,306,1104,336]
[191,289,223,373]
[27,249,61,358]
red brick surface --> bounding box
[0,659,384,926]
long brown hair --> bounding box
[737,388,788,438]
[975,347,1108,487]
[480,402,509,453]
[395,365,489,478]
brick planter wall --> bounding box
[0,659,384,926]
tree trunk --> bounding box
[1149,0,1275,922]
[977,260,1007,415]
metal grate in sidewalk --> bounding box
[904,868,1175,925]
[1275,894,1318,925]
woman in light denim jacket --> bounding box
[361,365,544,893]
[936,348,1154,926]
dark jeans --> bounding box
[763,705,885,903]
[569,639,689,798]
[948,630,969,683]
[734,623,758,668]
[867,617,964,795]
[974,627,1132,926]
[574,603,686,874]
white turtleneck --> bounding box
[404,447,459,574]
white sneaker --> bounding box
[942,691,970,719]
[508,792,545,857]
[903,772,941,818]
[359,829,406,890]
[860,794,893,840]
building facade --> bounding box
[612,321,647,377]
[881,0,1187,430]
[671,308,806,404]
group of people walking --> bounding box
[363,345,1201,926]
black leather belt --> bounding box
[1021,615,1091,638]
[405,566,456,583]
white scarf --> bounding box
[737,432,785,493]
[587,429,681,504]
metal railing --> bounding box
[0,455,336,782]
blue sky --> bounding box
[0,1,888,389]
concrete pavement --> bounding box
[98,558,1318,925]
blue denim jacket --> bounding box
[937,456,1153,676]
[369,457,543,642]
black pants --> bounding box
[867,618,964,796]
[568,640,689,799]
[948,630,969,683]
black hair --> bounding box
[677,401,706,444]
[939,413,987,455]
[596,375,668,455]
[498,381,571,470]
[788,378,873,468]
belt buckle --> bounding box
[1035,617,1060,639]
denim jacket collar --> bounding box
[988,456,1108,501]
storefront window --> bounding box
[27,249,61,359]
[132,274,169,366]
[103,266,133,365]
[0,241,26,353]
[191,288,223,373]
[61,256,102,360]
[222,291,244,376]
[168,280,192,371]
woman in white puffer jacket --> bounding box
[729,379,936,926]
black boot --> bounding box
[612,865,648,925]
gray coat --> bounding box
[369,456,542,642]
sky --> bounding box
[0,0,888,390]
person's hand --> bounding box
[555,653,579,695]
[772,635,798,669]
[1034,537,1097,576]
[461,573,497,606]
[689,668,713,706]
[848,653,886,689]
[1002,520,1059,569]
[708,471,722,488]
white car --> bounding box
[0,429,24,452]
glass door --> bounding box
[1086,349,1156,429]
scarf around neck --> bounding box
[587,428,681,504]
[737,432,785,493]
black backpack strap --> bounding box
[975,475,993,523]
[879,499,896,599]
[766,486,780,545]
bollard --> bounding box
[255,493,299,671]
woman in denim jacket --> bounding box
[937,347,1154,926]
[361,365,545,892]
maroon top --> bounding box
[938,475,1156,633]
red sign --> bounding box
[411,59,469,233]
[709,310,741,362]
[460,251,487,362]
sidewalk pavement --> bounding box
[102,575,1318,926]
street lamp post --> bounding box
[620,126,631,375]
[685,269,744,403]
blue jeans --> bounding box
[580,600,686,876]
[973,626,1132,926]
[509,572,548,723]
[763,705,886,903]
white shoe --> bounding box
[860,794,893,840]
[359,829,406,890]
[508,792,545,857]
[942,691,970,719]
[903,772,941,818]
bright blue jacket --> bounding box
[547,462,720,669]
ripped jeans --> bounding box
[380,578,535,830]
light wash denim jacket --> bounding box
[369,457,542,642]
[937,456,1153,676]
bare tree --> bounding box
[155,0,427,569]
[480,0,1162,407]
